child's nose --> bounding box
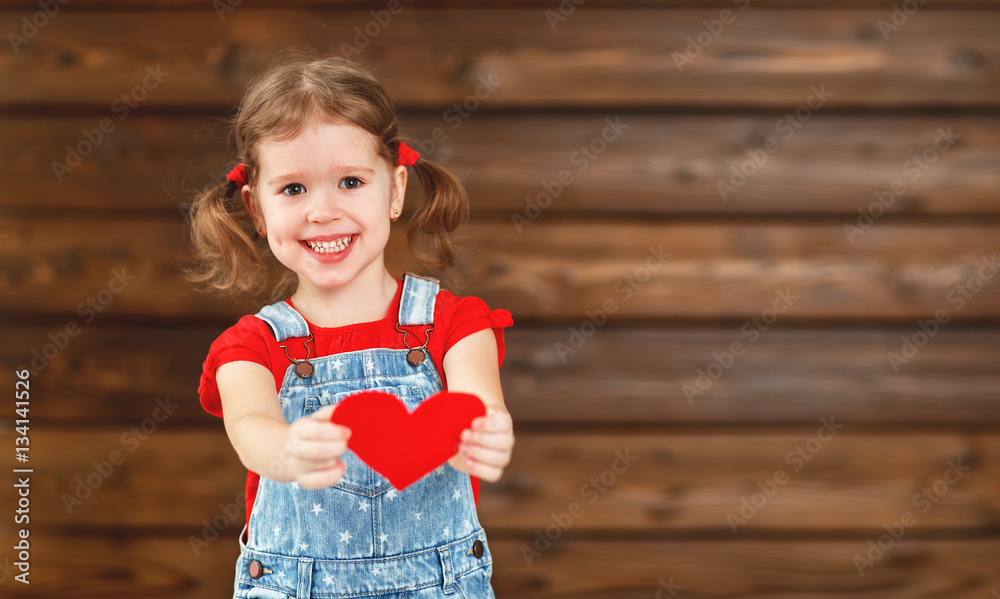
[307,187,344,223]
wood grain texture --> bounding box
[5,0,1000,9]
[488,538,1000,598]
[1,11,998,108]
[1,325,999,426]
[3,220,1000,320]
[2,1,998,596]
[5,114,1000,216]
[1,533,997,598]
[4,429,996,532]
[501,326,1000,425]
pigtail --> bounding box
[405,157,470,270]
[182,173,269,298]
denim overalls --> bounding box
[232,274,495,599]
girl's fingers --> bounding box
[471,409,512,433]
[288,437,349,461]
[449,446,510,482]
[294,412,352,441]
[459,443,511,469]
[461,428,514,452]
[460,457,505,483]
[297,460,346,490]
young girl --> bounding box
[186,48,514,599]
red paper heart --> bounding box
[330,390,486,491]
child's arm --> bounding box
[216,360,351,489]
[443,329,514,483]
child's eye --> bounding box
[281,183,306,196]
[339,177,363,190]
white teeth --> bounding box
[306,236,353,253]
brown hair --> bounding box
[183,47,468,299]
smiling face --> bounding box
[242,118,406,298]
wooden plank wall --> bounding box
[1,1,999,597]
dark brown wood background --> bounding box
[1,1,999,597]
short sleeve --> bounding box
[197,316,273,418]
[438,293,513,366]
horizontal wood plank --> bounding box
[3,430,997,533]
[1,11,998,108]
[3,220,1000,320]
[6,0,1000,9]
[502,326,1000,425]
[5,114,1000,216]
[0,533,997,598]
[1,325,999,426]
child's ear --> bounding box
[390,164,407,217]
[242,186,266,237]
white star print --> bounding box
[414,512,423,520]
[340,530,353,543]
[311,503,324,515]
[276,571,286,580]
[386,489,397,500]
[299,543,308,551]
[452,489,462,500]
[273,526,281,537]
[372,566,382,575]
[290,482,300,490]
[358,501,369,512]
[462,519,472,533]
[280,397,290,408]
[323,574,335,586]
[443,526,450,537]
[379,533,389,544]
[331,359,343,371]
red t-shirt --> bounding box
[198,279,513,526]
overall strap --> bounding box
[255,301,310,342]
[398,273,440,326]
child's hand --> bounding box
[449,404,514,483]
[284,404,352,489]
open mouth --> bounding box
[304,235,354,254]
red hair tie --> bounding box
[397,142,420,167]
[226,163,248,187]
